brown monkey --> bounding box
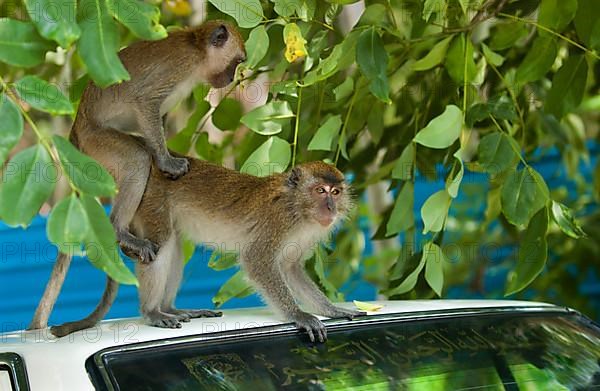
[71,19,246,262]
[29,20,246,331]
[51,160,366,342]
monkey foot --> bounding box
[146,311,183,329]
[165,308,223,323]
[324,306,367,320]
[120,237,160,264]
[159,156,189,180]
[293,312,327,343]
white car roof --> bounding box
[0,300,558,390]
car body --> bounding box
[1,300,599,390]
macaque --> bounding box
[28,20,245,331]
[51,160,365,342]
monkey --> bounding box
[51,160,366,342]
[70,19,246,263]
[28,20,246,331]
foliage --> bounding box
[0,0,599,313]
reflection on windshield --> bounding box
[102,313,600,390]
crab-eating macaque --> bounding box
[28,20,246,331]
[51,160,366,342]
[70,19,246,262]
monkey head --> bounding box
[287,162,353,228]
[195,20,246,88]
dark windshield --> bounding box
[94,310,600,390]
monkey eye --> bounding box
[331,188,340,195]
[316,187,326,194]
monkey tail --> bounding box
[50,277,119,338]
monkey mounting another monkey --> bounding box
[70,20,246,263]
[28,20,246,331]
[51,160,366,342]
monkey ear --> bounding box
[287,167,302,188]
[210,25,228,47]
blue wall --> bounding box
[1,144,598,332]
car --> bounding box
[1,300,599,390]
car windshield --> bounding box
[94,310,600,390]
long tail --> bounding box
[29,252,73,330]
[50,277,119,337]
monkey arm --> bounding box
[240,243,327,343]
[282,260,365,320]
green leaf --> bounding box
[478,133,520,174]
[307,115,341,151]
[424,242,445,297]
[505,207,548,296]
[412,36,453,71]
[167,100,211,154]
[78,0,130,87]
[213,98,243,131]
[366,101,384,144]
[52,135,116,197]
[481,43,504,66]
[241,136,291,176]
[333,78,354,102]
[413,105,462,149]
[0,145,57,227]
[487,95,517,121]
[422,0,445,21]
[182,238,196,265]
[445,34,477,84]
[353,300,383,311]
[80,194,137,285]
[538,0,577,33]
[107,0,166,40]
[515,36,558,85]
[207,248,238,271]
[551,201,586,239]
[0,94,24,166]
[303,31,358,86]
[546,55,588,119]
[24,0,80,48]
[14,76,74,115]
[0,19,54,67]
[207,0,264,28]
[47,194,89,254]
[195,132,223,163]
[421,190,451,234]
[501,167,550,227]
[489,22,528,51]
[356,27,390,103]
[272,0,302,17]
[244,25,269,68]
[446,150,463,198]
[391,143,415,180]
[386,182,414,236]
[241,100,294,135]
[575,0,600,50]
[212,270,255,307]
[387,247,427,296]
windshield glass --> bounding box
[97,311,600,390]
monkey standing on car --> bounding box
[51,160,366,342]
[28,20,246,330]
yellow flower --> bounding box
[283,23,307,63]
[165,0,192,16]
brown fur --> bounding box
[52,160,365,342]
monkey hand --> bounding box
[119,236,160,264]
[321,306,367,320]
[158,156,190,179]
[292,311,327,343]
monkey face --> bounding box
[288,162,352,228]
[204,21,247,89]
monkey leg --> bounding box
[283,261,366,320]
[160,234,223,322]
[136,234,183,329]
[134,110,189,180]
